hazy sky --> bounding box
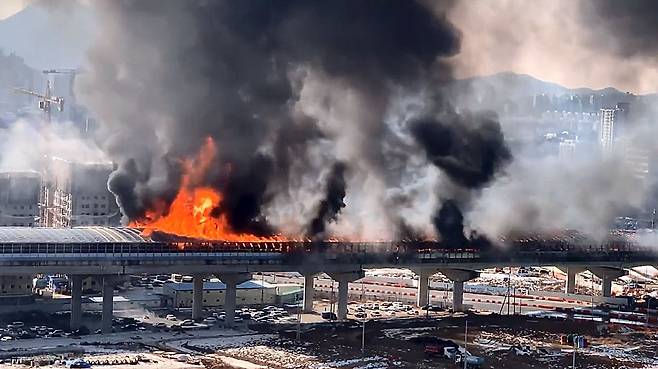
[0,0,29,21]
[448,0,658,94]
[1,0,656,93]
[0,0,94,69]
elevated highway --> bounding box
[0,227,654,275]
[0,227,655,331]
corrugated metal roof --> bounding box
[165,280,268,291]
[0,227,149,244]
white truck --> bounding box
[443,347,484,368]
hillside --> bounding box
[0,4,94,70]
[445,72,654,116]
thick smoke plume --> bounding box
[410,110,511,244]
[307,162,347,239]
[76,0,462,238]
[28,0,653,245]
[410,110,511,189]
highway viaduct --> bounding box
[0,227,655,332]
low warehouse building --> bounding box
[163,280,276,308]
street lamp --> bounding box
[361,318,367,354]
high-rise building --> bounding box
[0,171,40,227]
[558,139,577,160]
[42,157,121,227]
[598,103,630,153]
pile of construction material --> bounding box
[9,355,61,367]
[201,356,246,369]
[83,354,147,366]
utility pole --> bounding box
[260,273,264,305]
[590,274,594,309]
[296,305,302,341]
[572,346,576,369]
[572,338,578,369]
[330,280,335,316]
[361,319,366,354]
[463,320,468,369]
[507,266,512,315]
[361,279,364,302]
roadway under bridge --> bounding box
[0,227,655,332]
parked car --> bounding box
[203,317,218,325]
[166,314,178,321]
[321,311,337,320]
[7,321,24,329]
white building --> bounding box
[163,280,277,308]
[598,103,629,154]
[558,139,577,160]
[599,108,617,152]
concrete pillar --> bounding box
[328,271,364,320]
[192,274,204,321]
[337,279,350,320]
[601,277,613,297]
[453,280,464,311]
[217,273,251,327]
[101,276,115,334]
[566,268,577,294]
[589,267,627,297]
[302,273,316,313]
[225,280,237,326]
[439,269,479,312]
[412,268,435,307]
[557,266,585,294]
[69,275,83,331]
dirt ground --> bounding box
[244,313,658,369]
[2,310,658,369]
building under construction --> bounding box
[41,157,120,227]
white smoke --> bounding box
[0,119,107,171]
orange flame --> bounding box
[130,138,285,242]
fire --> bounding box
[130,138,285,242]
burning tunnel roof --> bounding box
[0,226,650,246]
[0,227,150,244]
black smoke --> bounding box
[433,199,468,247]
[410,110,511,189]
[308,162,348,239]
[78,0,462,237]
[410,110,511,245]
